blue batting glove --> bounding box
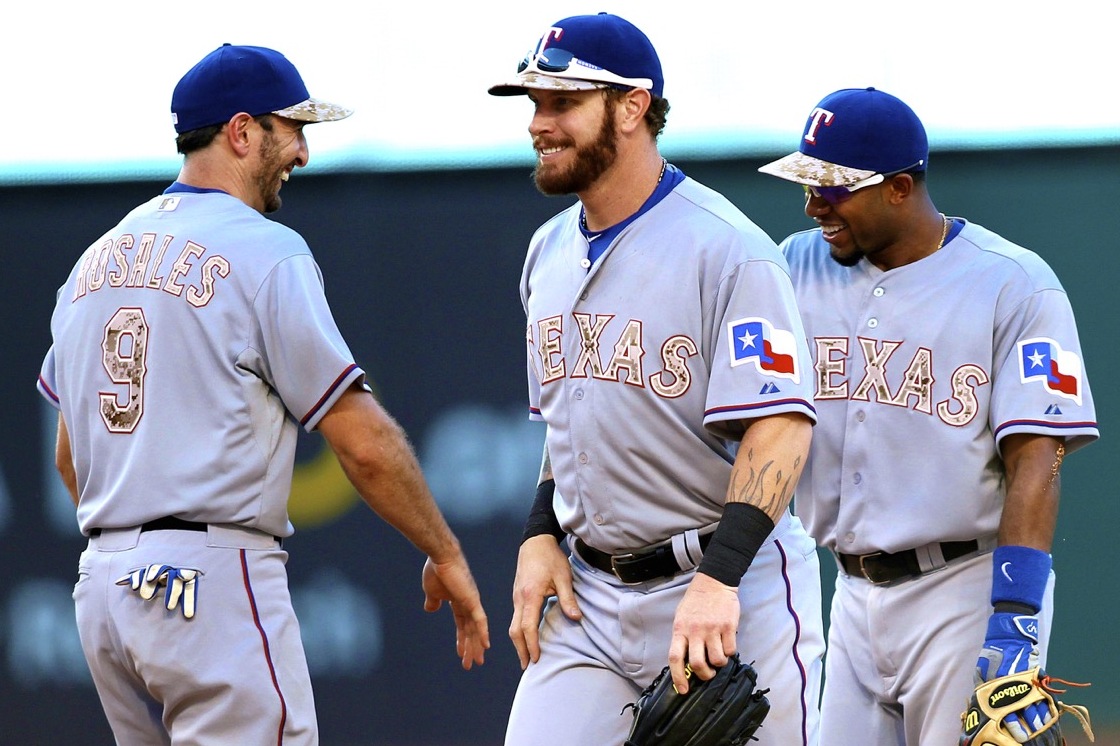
[976,612,1044,742]
[116,564,200,619]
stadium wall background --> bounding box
[1,147,1115,745]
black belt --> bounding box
[838,539,979,585]
[88,516,209,538]
[574,533,713,585]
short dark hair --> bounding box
[175,114,275,155]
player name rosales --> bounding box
[71,231,230,308]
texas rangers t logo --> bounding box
[728,317,800,383]
[1018,337,1082,405]
[804,107,835,144]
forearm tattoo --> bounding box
[728,447,802,517]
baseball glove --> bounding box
[623,654,770,746]
[960,666,1094,745]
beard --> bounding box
[255,130,287,214]
[532,100,619,196]
[829,245,863,267]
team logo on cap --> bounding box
[1018,337,1083,405]
[804,107,835,144]
[728,317,800,383]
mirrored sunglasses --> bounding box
[802,173,886,206]
[801,161,925,206]
[517,47,654,90]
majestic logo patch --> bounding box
[1018,338,1082,405]
[728,317,800,383]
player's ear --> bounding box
[224,113,256,156]
[885,172,915,204]
[618,88,652,134]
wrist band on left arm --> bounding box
[697,502,775,587]
[991,544,1051,613]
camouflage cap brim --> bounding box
[488,71,609,97]
[757,151,876,188]
[273,97,353,123]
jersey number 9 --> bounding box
[100,307,148,434]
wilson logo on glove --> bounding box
[959,667,1095,746]
[988,681,1032,708]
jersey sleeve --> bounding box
[703,256,817,438]
[991,285,1098,453]
[521,239,545,423]
[251,253,367,431]
[37,344,61,409]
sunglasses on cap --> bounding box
[518,47,654,90]
[802,161,925,206]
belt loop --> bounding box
[671,529,703,572]
[915,542,941,574]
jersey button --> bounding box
[853,473,863,485]
[578,453,589,464]
[856,411,866,422]
[574,389,584,400]
[579,258,591,269]
[867,318,879,328]
[873,287,885,297]
[844,532,855,544]
[593,513,605,525]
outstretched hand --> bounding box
[422,555,490,670]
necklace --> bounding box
[935,213,949,252]
[580,158,668,232]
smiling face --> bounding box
[804,173,913,268]
[254,116,308,213]
[527,88,620,196]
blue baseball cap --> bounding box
[758,87,928,187]
[171,44,352,134]
[489,13,663,98]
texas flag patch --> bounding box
[728,317,800,383]
[1018,337,1082,405]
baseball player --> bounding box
[758,87,1099,745]
[489,14,824,745]
[36,44,488,744]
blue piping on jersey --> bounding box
[300,363,361,427]
[994,418,1098,437]
[37,374,59,404]
[706,399,817,418]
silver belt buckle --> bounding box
[609,552,643,585]
[858,552,891,585]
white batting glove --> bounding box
[116,564,201,619]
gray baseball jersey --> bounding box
[780,218,1097,744]
[508,174,825,745]
[36,185,366,743]
[781,219,1098,556]
[524,176,818,550]
[38,188,365,538]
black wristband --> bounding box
[697,503,775,587]
[521,479,565,544]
